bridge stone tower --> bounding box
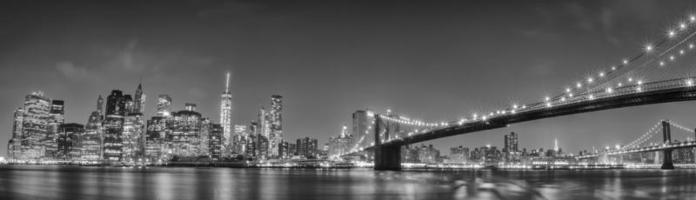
[661,120,674,169]
[373,115,402,170]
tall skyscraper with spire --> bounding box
[220,72,233,153]
[133,83,145,114]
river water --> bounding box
[1,166,696,200]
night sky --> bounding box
[2,0,696,156]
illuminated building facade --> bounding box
[145,116,168,161]
[57,123,84,160]
[133,83,145,113]
[268,95,283,158]
[21,91,52,159]
[198,118,211,157]
[209,123,223,160]
[296,137,318,159]
[168,103,202,157]
[82,110,103,161]
[8,108,24,159]
[156,95,172,117]
[122,113,145,163]
[220,72,232,155]
[328,126,353,159]
[233,124,249,154]
[103,90,126,161]
[44,100,65,158]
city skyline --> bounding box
[4,1,696,157]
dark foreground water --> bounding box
[2,166,696,200]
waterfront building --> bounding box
[122,113,145,163]
[279,140,289,158]
[417,144,441,163]
[402,145,419,163]
[268,95,283,158]
[233,124,249,154]
[198,118,211,157]
[145,116,168,162]
[245,134,258,158]
[57,123,84,160]
[209,123,223,160]
[8,108,24,159]
[328,125,353,159]
[82,109,103,161]
[449,146,470,163]
[296,137,319,159]
[21,91,52,159]
[103,90,126,161]
[256,134,269,159]
[504,132,520,162]
[220,72,233,155]
[168,103,202,157]
[43,100,65,159]
[288,142,297,157]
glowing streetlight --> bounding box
[576,82,582,88]
[659,61,665,66]
[680,23,687,30]
[645,44,653,52]
[622,59,629,64]
[668,30,676,37]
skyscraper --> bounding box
[133,83,145,114]
[8,108,24,159]
[83,110,103,161]
[198,118,211,157]
[209,123,223,160]
[169,104,202,157]
[104,90,126,161]
[44,100,65,158]
[21,91,52,159]
[57,123,84,160]
[82,95,104,161]
[122,113,145,163]
[220,72,233,154]
[145,116,168,162]
[268,95,282,158]
[503,132,518,153]
[106,90,126,116]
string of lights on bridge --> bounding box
[575,120,696,159]
[344,13,696,156]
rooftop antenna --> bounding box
[225,72,230,93]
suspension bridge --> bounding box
[336,13,696,170]
[575,120,696,169]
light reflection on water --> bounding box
[2,166,696,200]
